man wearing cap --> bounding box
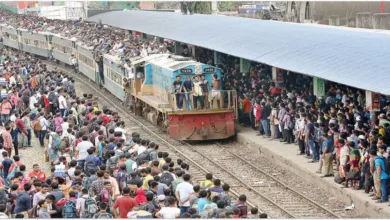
[379,113,390,127]
[374,145,389,203]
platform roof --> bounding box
[88,10,390,95]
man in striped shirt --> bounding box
[2,125,13,157]
[0,74,6,89]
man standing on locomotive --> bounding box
[211,74,221,109]
[172,76,184,111]
[192,75,204,110]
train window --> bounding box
[64,46,72,54]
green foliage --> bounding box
[193,2,212,14]
[218,2,238,12]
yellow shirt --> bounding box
[158,159,166,169]
[200,179,214,189]
[142,174,154,190]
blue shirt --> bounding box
[321,138,333,153]
[14,191,32,213]
[375,156,389,180]
[197,198,210,213]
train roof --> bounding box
[146,54,204,71]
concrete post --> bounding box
[329,16,340,26]
[347,17,356,28]
[356,12,373,29]
[272,67,277,81]
[191,45,196,58]
[373,13,390,30]
[211,1,218,14]
[214,51,218,65]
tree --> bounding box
[193,2,212,14]
[218,2,238,12]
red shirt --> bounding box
[28,170,47,182]
[113,195,137,218]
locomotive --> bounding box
[0,24,237,140]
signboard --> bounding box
[313,77,325,98]
[366,91,380,111]
[180,68,192,74]
[203,67,215,73]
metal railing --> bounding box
[168,90,238,113]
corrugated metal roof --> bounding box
[88,10,390,95]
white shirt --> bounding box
[61,122,69,137]
[340,145,350,166]
[157,207,180,219]
[76,141,94,160]
[137,145,146,155]
[39,117,48,130]
[9,76,16,86]
[114,127,126,141]
[58,95,67,110]
[175,181,194,207]
[9,114,15,122]
[29,96,37,110]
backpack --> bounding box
[60,136,70,151]
[51,134,61,150]
[286,114,294,130]
[48,92,57,105]
[108,156,119,173]
[38,96,45,107]
[85,158,96,177]
[83,197,98,218]
[85,175,97,189]
[136,150,150,165]
[132,202,149,212]
[7,164,19,180]
[159,172,174,188]
[93,212,112,219]
[63,200,77,218]
[32,118,42,131]
[116,171,127,190]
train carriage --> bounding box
[76,43,97,81]
[18,29,51,57]
[0,29,237,141]
[103,54,126,101]
[51,34,76,64]
[0,25,19,50]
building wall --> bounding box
[286,1,390,24]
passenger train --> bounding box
[0,24,237,141]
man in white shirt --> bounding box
[58,90,67,117]
[156,197,180,218]
[76,135,94,168]
[175,174,194,216]
[29,93,38,110]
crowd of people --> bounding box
[0,46,270,219]
[1,5,390,218]
[209,53,390,204]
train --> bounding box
[0,24,238,141]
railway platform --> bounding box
[236,125,390,218]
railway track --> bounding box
[44,61,355,218]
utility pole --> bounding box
[380,1,385,13]
[211,1,218,14]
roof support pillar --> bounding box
[174,41,183,55]
[239,58,250,74]
[191,45,196,58]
